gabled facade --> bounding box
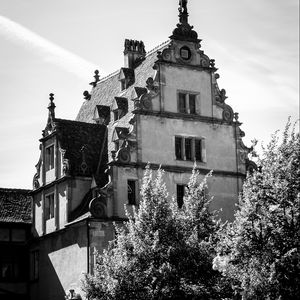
[28,1,256,299]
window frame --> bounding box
[44,193,55,221]
[176,184,186,208]
[177,91,199,115]
[175,136,206,162]
[45,144,55,171]
[127,180,137,205]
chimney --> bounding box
[124,39,146,69]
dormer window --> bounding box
[45,145,54,171]
[121,80,126,91]
[112,97,128,121]
[93,105,110,125]
[113,110,120,122]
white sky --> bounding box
[0,0,299,189]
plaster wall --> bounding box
[89,221,115,273]
[161,65,212,117]
[69,178,92,212]
[114,167,139,218]
[30,224,88,300]
[139,115,237,172]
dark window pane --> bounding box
[113,110,119,121]
[128,180,136,205]
[195,139,202,161]
[177,185,185,208]
[45,194,54,220]
[178,93,186,113]
[185,138,192,160]
[0,228,10,241]
[189,94,196,114]
[175,137,183,160]
[45,145,54,171]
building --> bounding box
[0,188,32,300]
[2,1,256,299]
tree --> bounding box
[214,120,300,299]
[83,166,233,299]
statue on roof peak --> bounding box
[179,0,188,24]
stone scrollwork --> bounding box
[246,159,258,174]
[89,195,107,218]
[116,147,131,164]
[200,57,210,68]
[162,49,172,62]
[140,93,152,110]
[222,105,234,123]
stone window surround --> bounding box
[45,144,55,171]
[177,89,200,115]
[174,135,206,163]
[44,192,55,221]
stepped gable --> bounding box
[0,188,32,224]
[53,119,108,183]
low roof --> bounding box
[0,188,32,224]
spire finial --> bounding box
[48,93,56,119]
[179,0,188,24]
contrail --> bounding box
[0,15,104,80]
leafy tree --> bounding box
[83,166,233,300]
[214,120,300,299]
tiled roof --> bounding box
[53,119,108,186]
[76,41,169,157]
[0,188,32,224]
[76,42,169,124]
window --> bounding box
[0,251,27,282]
[180,46,192,60]
[127,180,137,205]
[177,184,186,208]
[178,92,197,114]
[30,251,39,281]
[45,145,54,171]
[113,110,119,121]
[175,136,205,162]
[45,193,55,220]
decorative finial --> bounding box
[179,0,188,24]
[48,93,56,119]
[234,112,239,122]
[83,90,91,101]
[89,70,100,87]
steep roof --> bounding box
[0,188,32,224]
[76,42,169,157]
[76,41,169,124]
[53,118,108,185]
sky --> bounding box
[0,0,299,189]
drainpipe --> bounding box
[234,122,240,197]
[86,219,90,274]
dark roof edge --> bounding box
[0,188,31,193]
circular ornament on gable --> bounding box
[140,94,152,110]
[89,196,107,218]
[116,148,131,164]
[222,105,234,122]
[162,49,172,61]
[180,46,192,60]
[200,58,210,68]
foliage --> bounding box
[214,120,300,299]
[83,166,233,300]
